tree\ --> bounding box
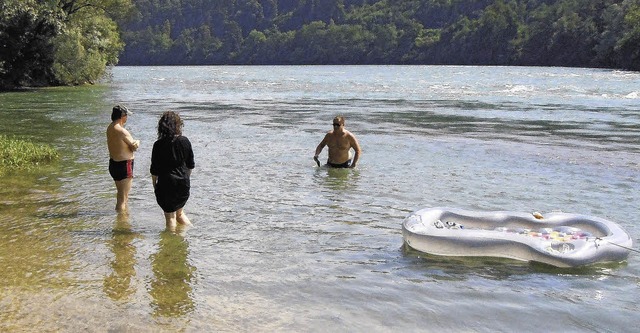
[0,0,132,89]
[0,0,61,88]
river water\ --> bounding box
[0,65,639,332]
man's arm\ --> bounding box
[314,135,328,166]
[349,134,361,168]
[122,129,140,151]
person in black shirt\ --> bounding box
[150,111,195,230]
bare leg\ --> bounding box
[176,208,192,227]
[114,178,132,213]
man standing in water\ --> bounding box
[314,116,362,168]
[106,105,140,213]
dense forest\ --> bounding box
[0,0,132,89]
[118,0,640,70]
[2,0,639,90]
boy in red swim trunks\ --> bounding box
[106,105,140,213]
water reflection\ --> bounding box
[149,230,196,317]
[103,213,140,301]
[314,167,361,191]
[401,242,627,280]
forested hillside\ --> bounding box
[2,0,638,90]
[119,0,640,70]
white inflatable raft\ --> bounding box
[402,207,633,267]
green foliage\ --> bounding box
[0,0,132,89]
[53,13,124,85]
[118,0,640,70]
[2,0,640,86]
[0,135,59,174]
[0,0,61,88]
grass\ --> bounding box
[0,135,59,174]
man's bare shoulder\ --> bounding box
[114,124,131,139]
[106,122,115,133]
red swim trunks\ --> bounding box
[109,158,134,181]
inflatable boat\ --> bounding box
[402,207,633,267]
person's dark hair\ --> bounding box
[157,111,183,140]
[111,105,130,121]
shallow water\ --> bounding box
[0,65,639,332]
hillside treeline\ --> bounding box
[119,0,640,70]
[2,0,639,90]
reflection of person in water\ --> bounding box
[149,231,195,317]
[150,111,195,231]
[106,105,140,213]
[314,116,361,168]
[103,214,138,301]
